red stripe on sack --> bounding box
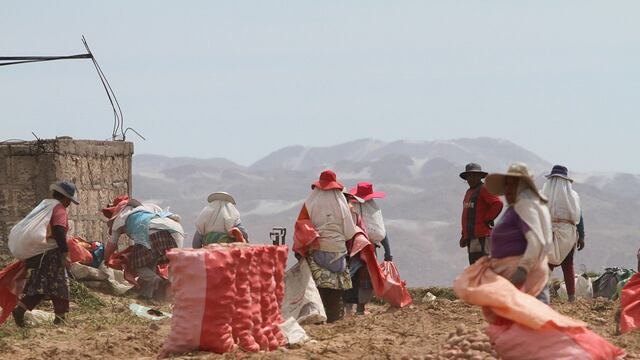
[200,249,236,353]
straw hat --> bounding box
[207,192,236,204]
[485,162,547,202]
[49,181,79,205]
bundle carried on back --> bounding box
[8,199,61,260]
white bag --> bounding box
[557,275,593,300]
[69,263,108,281]
[282,259,327,324]
[24,310,55,325]
[359,202,386,244]
[575,275,593,299]
[278,317,310,345]
[8,199,59,260]
[548,222,578,266]
[100,263,134,295]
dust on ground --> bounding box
[1,285,640,360]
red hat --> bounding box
[101,195,130,219]
[312,170,344,191]
[349,182,385,201]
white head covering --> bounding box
[195,200,241,236]
[541,177,581,224]
[515,187,553,248]
[304,188,358,253]
[356,199,387,244]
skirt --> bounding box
[307,255,352,290]
[130,230,178,270]
[23,249,69,300]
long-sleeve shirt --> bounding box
[577,214,585,239]
[461,184,504,240]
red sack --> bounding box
[380,261,412,308]
[620,273,640,334]
[487,319,625,360]
[67,237,93,265]
[0,261,27,325]
[162,245,288,357]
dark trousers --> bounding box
[467,237,488,265]
[19,294,69,315]
[318,288,344,323]
[549,249,576,296]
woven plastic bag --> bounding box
[162,245,287,357]
[8,199,59,260]
[282,259,327,324]
[380,261,412,308]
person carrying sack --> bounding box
[12,181,79,327]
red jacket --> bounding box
[461,184,503,240]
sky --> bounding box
[2,1,639,173]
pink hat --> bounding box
[312,170,344,191]
[349,182,385,201]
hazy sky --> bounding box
[2,1,639,173]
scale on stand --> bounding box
[269,227,287,246]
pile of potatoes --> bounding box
[424,324,498,360]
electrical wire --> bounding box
[82,36,123,140]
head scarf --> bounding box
[513,186,553,260]
[304,188,358,253]
[194,200,241,236]
[541,177,581,224]
[355,199,387,244]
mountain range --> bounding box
[132,137,640,286]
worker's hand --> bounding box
[577,237,585,251]
[384,253,393,262]
[459,237,469,248]
[510,266,528,288]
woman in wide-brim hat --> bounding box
[12,181,79,327]
[293,170,359,323]
[483,162,552,302]
[193,192,248,247]
[348,182,393,264]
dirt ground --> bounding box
[1,286,640,360]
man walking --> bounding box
[459,163,503,264]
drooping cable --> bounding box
[82,36,123,139]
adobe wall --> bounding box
[0,138,133,263]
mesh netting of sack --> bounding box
[162,244,288,355]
